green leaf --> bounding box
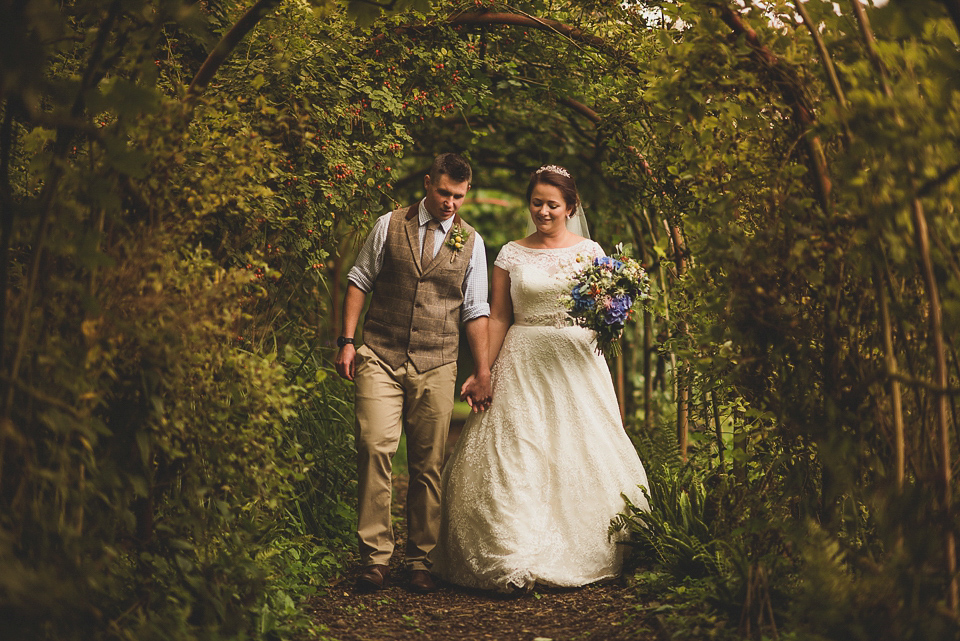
[346,0,381,25]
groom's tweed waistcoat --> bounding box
[362,204,477,372]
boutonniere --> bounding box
[446,225,470,262]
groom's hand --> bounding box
[473,371,492,412]
[335,345,357,381]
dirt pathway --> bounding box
[307,571,654,641]
[308,421,658,641]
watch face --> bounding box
[338,337,353,347]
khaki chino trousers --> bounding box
[354,344,456,571]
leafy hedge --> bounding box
[4,0,960,640]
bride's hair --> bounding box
[526,165,580,217]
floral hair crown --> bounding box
[536,164,571,178]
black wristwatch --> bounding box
[337,336,355,348]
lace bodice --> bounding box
[494,240,603,328]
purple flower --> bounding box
[603,295,632,325]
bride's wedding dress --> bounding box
[433,239,649,593]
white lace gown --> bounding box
[433,239,650,593]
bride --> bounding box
[432,165,650,593]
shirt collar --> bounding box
[418,199,454,233]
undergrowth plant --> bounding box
[612,464,728,580]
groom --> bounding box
[335,153,491,594]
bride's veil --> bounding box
[525,203,591,239]
[568,204,591,239]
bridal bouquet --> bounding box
[562,243,651,357]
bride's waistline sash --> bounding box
[513,311,576,328]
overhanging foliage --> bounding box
[2,0,960,638]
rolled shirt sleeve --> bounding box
[461,232,490,322]
[346,213,391,293]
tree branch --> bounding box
[709,1,832,215]
[558,96,599,123]
[0,104,14,379]
[449,11,605,48]
[850,0,958,614]
[917,161,960,199]
[445,11,643,75]
[351,0,400,9]
[185,0,283,101]
[794,0,847,109]
[0,373,84,419]
[4,0,122,417]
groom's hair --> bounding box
[429,153,472,185]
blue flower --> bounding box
[571,284,595,310]
[594,256,623,270]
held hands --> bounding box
[335,344,357,381]
[460,371,492,413]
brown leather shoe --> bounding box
[356,565,389,592]
[408,569,437,594]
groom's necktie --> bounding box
[421,219,440,269]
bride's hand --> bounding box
[461,371,492,413]
[459,375,477,403]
